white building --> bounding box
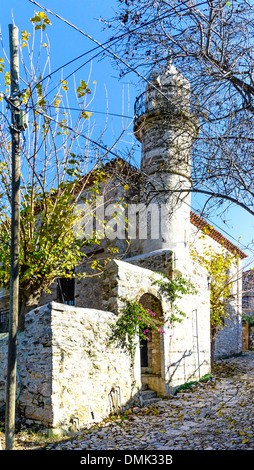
[0,63,247,432]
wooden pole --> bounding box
[5,23,20,451]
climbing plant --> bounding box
[107,270,197,360]
[152,271,197,324]
[190,230,238,364]
[107,299,166,360]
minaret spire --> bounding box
[133,63,199,262]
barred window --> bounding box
[0,308,9,333]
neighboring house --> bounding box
[0,62,247,432]
[190,211,247,358]
[242,269,254,319]
[242,270,254,351]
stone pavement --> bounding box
[2,352,254,451]
[51,352,254,451]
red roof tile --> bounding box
[190,211,247,259]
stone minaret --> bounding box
[133,62,199,267]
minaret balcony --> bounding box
[134,87,200,124]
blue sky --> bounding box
[0,0,253,268]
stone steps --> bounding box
[141,386,162,406]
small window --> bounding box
[242,296,249,309]
[0,308,9,332]
[57,278,75,305]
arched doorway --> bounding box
[139,293,164,385]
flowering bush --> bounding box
[107,299,166,358]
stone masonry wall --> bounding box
[103,258,211,394]
[0,302,141,432]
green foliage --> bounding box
[107,299,166,358]
[152,271,197,324]
[0,15,106,326]
[242,313,254,326]
[175,373,213,393]
[190,238,236,337]
[0,168,102,302]
[77,79,91,98]
[107,270,197,358]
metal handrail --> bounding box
[134,87,200,123]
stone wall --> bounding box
[124,249,173,277]
[0,257,211,431]
[103,258,211,395]
[0,302,141,432]
[242,271,254,319]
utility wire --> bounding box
[130,155,254,257]
[26,103,133,120]
[33,107,120,159]
[27,0,200,90]
[27,0,209,105]
[22,103,254,256]
[25,0,254,257]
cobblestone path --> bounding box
[49,352,254,451]
[2,352,254,451]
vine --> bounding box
[107,299,166,360]
[152,271,197,324]
[107,271,197,359]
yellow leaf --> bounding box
[242,439,249,444]
[22,30,31,41]
[81,111,91,119]
[124,184,129,191]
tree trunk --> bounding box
[18,293,41,331]
[18,298,26,331]
[211,326,219,369]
